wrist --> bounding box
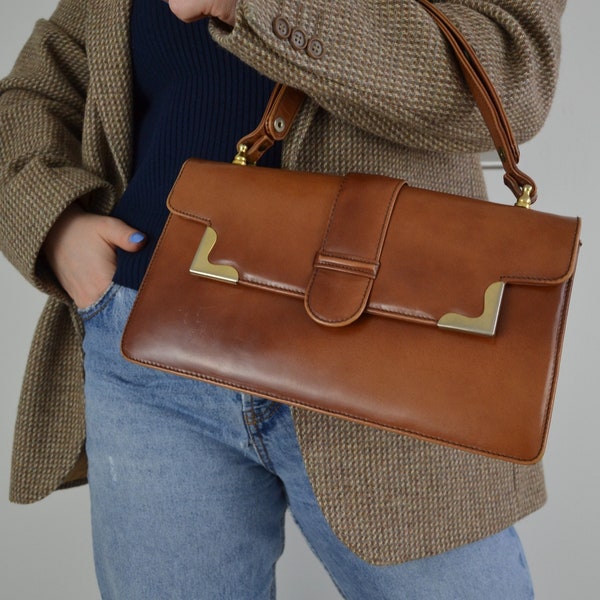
[43,203,85,263]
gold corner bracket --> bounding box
[437,281,505,337]
[189,226,239,284]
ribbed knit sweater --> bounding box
[112,0,280,289]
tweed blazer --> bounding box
[0,0,565,564]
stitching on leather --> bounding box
[306,178,403,324]
[318,251,379,265]
[169,206,211,226]
[125,354,540,463]
[315,261,378,278]
[242,277,304,296]
[370,305,437,323]
[536,276,572,459]
[319,175,347,253]
[501,221,580,283]
[307,274,372,324]
[248,276,438,324]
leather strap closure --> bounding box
[305,174,406,326]
[235,85,306,165]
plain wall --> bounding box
[1,2,598,598]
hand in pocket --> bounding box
[43,204,146,309]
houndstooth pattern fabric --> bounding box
[0,0,564,563]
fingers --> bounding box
[98,215,147,253]
[166,0,237,26]
[42,206,147,307]
[166,0,209,23]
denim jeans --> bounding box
[81,283,535,600]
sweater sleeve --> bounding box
[211,0,566,153]
[0,0,110,297]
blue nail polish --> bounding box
[129,232,146,244]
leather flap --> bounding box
[304,174,405,326]
[167,160,581,328]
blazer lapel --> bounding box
[87,0,134,185]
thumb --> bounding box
[100,215,147,253]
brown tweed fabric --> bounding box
[292,412,547,564]
[0,0,564,564]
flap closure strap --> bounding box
[305,174,406,326]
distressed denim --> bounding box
[81,284,534,600]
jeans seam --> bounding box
[243,398,276,473]
[243,401,282,426]
[78,282,119,322]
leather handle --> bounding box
[234,85,306,165]
[414,0,537,203]
[235,0,537,204]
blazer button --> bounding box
[272,16,291,39]
[306,37,324,59]
[290,27,308,50]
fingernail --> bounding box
[129,232,146,244]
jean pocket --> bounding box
[77,282,120,322]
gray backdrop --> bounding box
[1,1,598,598]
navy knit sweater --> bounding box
[112,0,281,289]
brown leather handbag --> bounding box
[121,0,580,464]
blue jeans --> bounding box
[81,284,535,600]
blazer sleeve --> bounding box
[211,0,566,153]
[0,0,110,296]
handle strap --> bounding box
[234,0,537,205]
[233,85,306,166]
[415,0,536,204]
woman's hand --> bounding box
[43,204,146,309]
[166,0,238,26]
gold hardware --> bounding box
[515,184,533,209]
[232,144,248,166]
[189,226,239,284]
[437,281,505,337]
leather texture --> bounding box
[121,0,579,465]
[121,159,580,464]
